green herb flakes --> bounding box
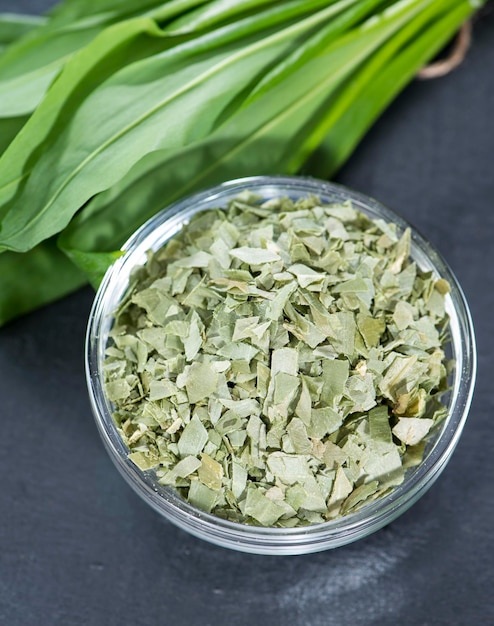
[104,192,452,527]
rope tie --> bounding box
[418,21,472,80]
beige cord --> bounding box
[418,21,472,80]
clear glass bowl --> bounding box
[86,175,476,555]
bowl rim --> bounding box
[85,175,477,554]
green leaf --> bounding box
[285,0,466,172]
[61,246,123,290]
[56,0,407,280]
[48,0,171,25]
[0,237,86,327]
[243,485,287,525]
[341,480,378,514]
[198,452,224,489]
[0,1,181,118]
[0,17,168,216]
[306,0,476,177]
[0,116,28,156]
[0,13,46,52]
[266,452,312,486]
[244,0,384,103]
[321,359,349,406]
[308,407,343,439]
[0,3,345,253]
[163,0,340,34]
[327,466,353,517]
[164,0,279,33]
[0,24,108,117]
[160,455,202,483]
[231,246,281,264]
[357,313,386,348]
[368,405,393,444]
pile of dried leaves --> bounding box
[104,193,451,526]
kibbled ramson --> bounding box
[104,192,452,526]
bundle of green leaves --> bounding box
[0,0,484,326]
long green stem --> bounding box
[309,0,476,177]
[290,0,468,172]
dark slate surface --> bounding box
[1,2,493,625]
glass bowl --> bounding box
[85,175,476,555]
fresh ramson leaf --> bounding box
[0,15,47,144]
[306,0,476,177]
[243,0,385,104]
[0,0,191,118]
[1,1,262,138]
[0,17,169,217]
[0,238,86,327]
[0,13,46,52]
[47,0,170,25]
[0,24,115,117]
[0,116,28,156]
[162,0,340,34]
[57,0,477,290]
[285,0,465,172]
[0,2,349,252]
[55,0,427,284]
[62,248,123,290]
